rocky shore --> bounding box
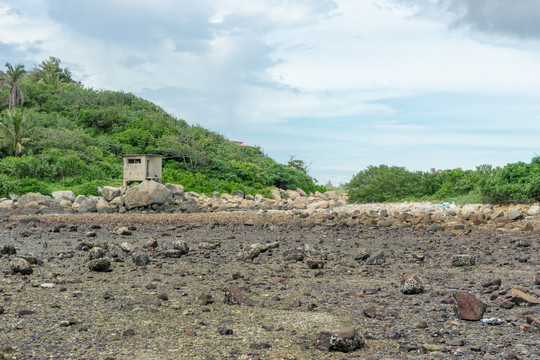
[0,182,539,359]
[2,180,540,233]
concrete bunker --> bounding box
[123,154,162,186]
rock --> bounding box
[453,291,486,321]
[535,273,540,286]
[1,245,16,255]
[527,205,540,215]
[269,189,281,201]
[482,279,501,287]
[451,254,475,267]
[164,183,184,195]
[400,274,424,294]
[224,285,254,306]
[123,180,172,210]
[363,306,376,318]
[132,252,150,266]
[237,244,262,261]
[306,259,325,269]
[51,190,75,202]
[296,188,307,197]
[18,193,54,207]
[120,242,134,252]
[354,247,371,261]
[314,327,365,352]
[509,288,539,306]
[102,186,122,201]
[88,258,111,272]
[88,247,106,260]
[10,257,33,275]
[507,209,523,221]
[77,199,97,213]
[171,240,189,255]
[218,327,234,335]
[116,227,132,236]
[366,251,385,265]
[426,224,444,231]
[422,343,444,352]
[96,198,115,213]
[283,249,304,261]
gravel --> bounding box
[0,212,538,359]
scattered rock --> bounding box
[1,245,16,255]
[306,259,325,269]
[224,285,254,306]
[314,327,365,352]
[451,254,475,267]
[10,257,33,275]
[509,288,539,306]
[400,274,424,294]
[88,258,111,272]
[453,291,486,321]
[366,251,385,265]
[132,252,150,266]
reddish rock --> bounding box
[453,291,486,321]
[224,285,254,306]
[525,315,540,328]
[314,327,365,352]
[363,306,376,318]
[535,273,540,286]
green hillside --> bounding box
[0,57,324,197]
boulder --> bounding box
[102,186,122,201]
[124,181,172,210]
[51,190,75,202]
[453,291,486,321]
[269,189,281,201]
[96,198,115,213]
[400,274,424,294]
[11,257,33,275]
[314,327,365,352]
[527,205,540,216]
[18,193,54,207]
[507,209,523,221]
[164,183,184,195]
[77,199,97,213]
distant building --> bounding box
[123,154,162,186]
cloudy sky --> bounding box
[1,0,540,185]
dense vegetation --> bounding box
[0,57,324,197]
[346,159,540,205]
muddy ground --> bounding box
[0,212,538,360]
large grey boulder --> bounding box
[102,186,122,201]
[18,193,54,207]
[123,181,172,210]
[52,190,76,202]
[96,198,116,213]
[165,183,184,195]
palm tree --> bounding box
[1,63,26,110]
[0,109,31,156]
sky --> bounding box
[1,0,539,185]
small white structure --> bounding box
[123,154,162,186]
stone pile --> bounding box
[0,180,345,216]
[2,181,540,231]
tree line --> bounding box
[0,57,324,197]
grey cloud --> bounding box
[440,0,540,39]
[395,0,540,40]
